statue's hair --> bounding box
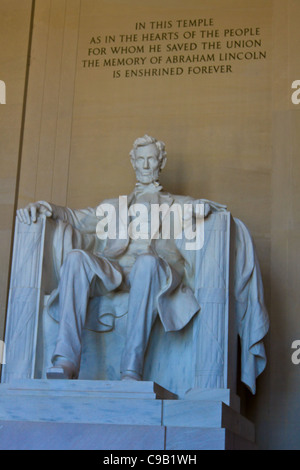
[130,135,167,162]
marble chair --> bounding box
[2,210,239,399]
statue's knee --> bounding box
[63,250,87,270]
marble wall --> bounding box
[1,0,300,449]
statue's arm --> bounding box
[17,201,97,233]
[190,198,227,216]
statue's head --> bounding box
[130,135,167,184]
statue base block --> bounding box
[0,380,257,450]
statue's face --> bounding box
[131,143,162,184]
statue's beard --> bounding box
[135,169,160,184]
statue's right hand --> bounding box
[16,201,53,225]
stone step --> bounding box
[0,380,255,447]
[184,387,240,412]
[2,379,177,400]
[0,420,258,450]
[0,391,163,426]
[163,400,255,442]
[166,426,258,451]
[0,421,165,450]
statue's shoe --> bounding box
[46,361,77,380]
[121,370,141,381]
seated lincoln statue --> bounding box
[16,135,269,390]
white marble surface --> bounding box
[0,421,165,450]
[184,387,240,413]
[162,400,255,442]
[0,380,254,440]
[165,427,258,451]
[5,379,177,400]
[0,393,163,426]
[0,420,258,450]
[0,379,257,450]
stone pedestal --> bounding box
[0,380,257,450]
